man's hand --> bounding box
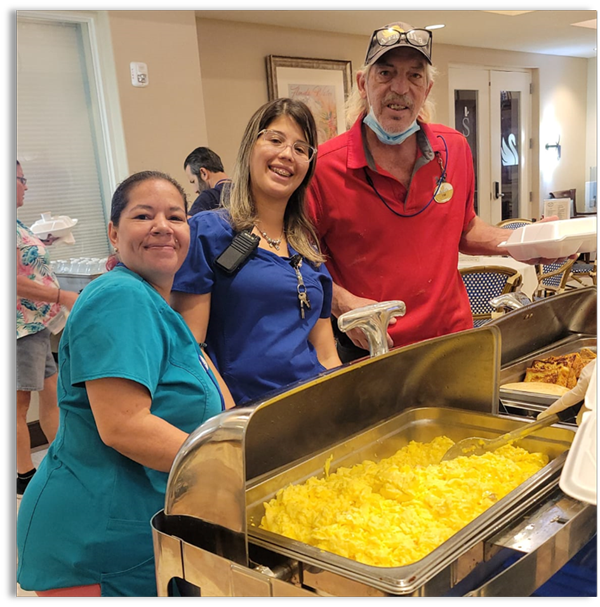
[504,215,578,266]
[332,284,396,350]
[462,215,578,266]
[516,254,577,266]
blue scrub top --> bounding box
[17,266,223,596]
[173,210,333,405]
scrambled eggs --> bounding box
[259,436,548,568]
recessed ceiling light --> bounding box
[425,24,445,30]
[484,11,535,16]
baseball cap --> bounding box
[365,22,432,66]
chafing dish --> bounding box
[489,287,597,419]
[499,336,596,415]
[246,406,575,596]
[151,290,597,596]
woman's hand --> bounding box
[58,289,79,310]
[40,234,60,246]
[17,246,79,310]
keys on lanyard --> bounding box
[290,254,311,319]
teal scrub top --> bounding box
[17,266,223,596]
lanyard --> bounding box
[290,254,311,320]
[364,134,449,218]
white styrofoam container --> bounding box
[30,213,78,239]
[499,216,597,261]
[559,361,596,505]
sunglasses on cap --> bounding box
[365,25,432,66]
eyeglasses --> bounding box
[257,129,317,163]
[17,176,27,185]
[366,26,432,65]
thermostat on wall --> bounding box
[130,62,149,87]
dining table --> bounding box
[457,253,538,299]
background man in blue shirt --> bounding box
[183,146,231,216]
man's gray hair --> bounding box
[345,62,438,128]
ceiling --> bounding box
[195,9,597,59]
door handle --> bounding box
[494,182,505,199]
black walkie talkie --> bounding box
[214,230,260,274]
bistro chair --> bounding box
[459,266,523,327]
[569,256,597,287]
[535,259,576,298]
[496,218,533,230]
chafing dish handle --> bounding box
[337,300,406,357]
[489,292,532,312]
[464,492,596,597]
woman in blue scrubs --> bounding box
[17,171,226,597]
[172,98,341,406]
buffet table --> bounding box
[458,254,538,299]
[152,290,597,597]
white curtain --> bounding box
[16,17,111,260]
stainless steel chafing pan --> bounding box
[487,286,596,370]
[488,286,597,418]
[498,336,596,414]
[246,406,575,596]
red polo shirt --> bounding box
[307,117,476,348]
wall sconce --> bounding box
[545,136,561,160]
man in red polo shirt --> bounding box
[307,21,562,362]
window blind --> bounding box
[16,18,111,260]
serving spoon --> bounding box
[441,403,580,462]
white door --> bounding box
[449,66,532,225]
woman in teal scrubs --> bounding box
[17,171,228,597]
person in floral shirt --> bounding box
[16,160,78,496]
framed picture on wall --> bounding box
[266,55,352,144]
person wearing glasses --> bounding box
[172,98,341,406]
[17,171,225,597]
[307,21,567,362]
[16,160,79,498]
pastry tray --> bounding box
[499,334,596,414]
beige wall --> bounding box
[99,13,594,215]
[106,10,208,202]
[195,17,593,215]
[195,19,366,175]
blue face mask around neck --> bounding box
[363,109,421,145]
